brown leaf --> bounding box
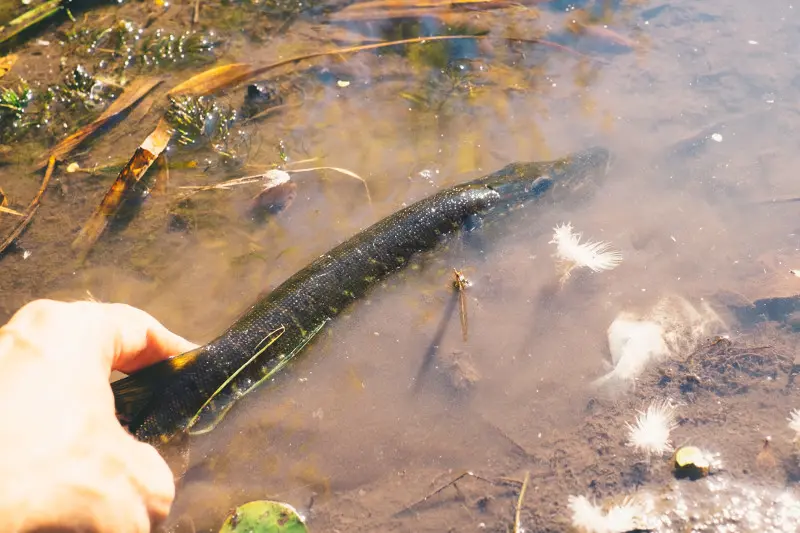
[167,63,255,97]
[339,0,513,11]
[36,76,163,169]
[0,54,18,79]
[71,119,173,262]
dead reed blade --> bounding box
[0,157,55,256]
[71,119,173,262]
[243,35,489,83]
[513,471,530,533]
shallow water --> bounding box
[2,0,800,530]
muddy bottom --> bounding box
[158,299,800,533]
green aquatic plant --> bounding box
[165,94,251,168]
[135,30,218,68]
[218,500,308,533]
[165,95,237,150]
[54,64,117,111]
[0,81,33,141]
[68,20,218,72]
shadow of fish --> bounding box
[113,146,612,447]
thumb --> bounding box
[125,436,176,529]
[102,303,199,374]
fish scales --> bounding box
[113,147,611,443]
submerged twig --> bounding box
[514,471,530,533]
[288,166,372,205]
[178,165,372,205]
[395,471,520,517]
[0,157,55,256]
[192,0,201,25]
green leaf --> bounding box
[219,500,308,533]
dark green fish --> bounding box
[113,147,611,444]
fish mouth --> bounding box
[486,146,611,203]
[547,146,611,202]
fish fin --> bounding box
[188,319,328,436]
[112,347,204,425]
[186,325,287,435]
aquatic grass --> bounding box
[70,20,218,72]
[136,30,219,68]
[0,81,33,141]
[165,94,238,152]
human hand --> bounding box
[0,299,198,533]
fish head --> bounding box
[482,146,611,208]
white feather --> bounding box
[593,295,728,388]
[568,495,644,533]
[549,222,622,283]
[625,399,678,457]
[788,409,800,439]
[592,314,670,387]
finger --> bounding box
[0,299,198,374]
[125,437,176,529]
[100,303,199,374]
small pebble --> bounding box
[711,133,723,142]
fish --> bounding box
[113,146,612,444]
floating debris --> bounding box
[549,222,622,284]
[711,133,723,142]
[625,399,678,457]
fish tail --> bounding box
[112,346,205,429]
